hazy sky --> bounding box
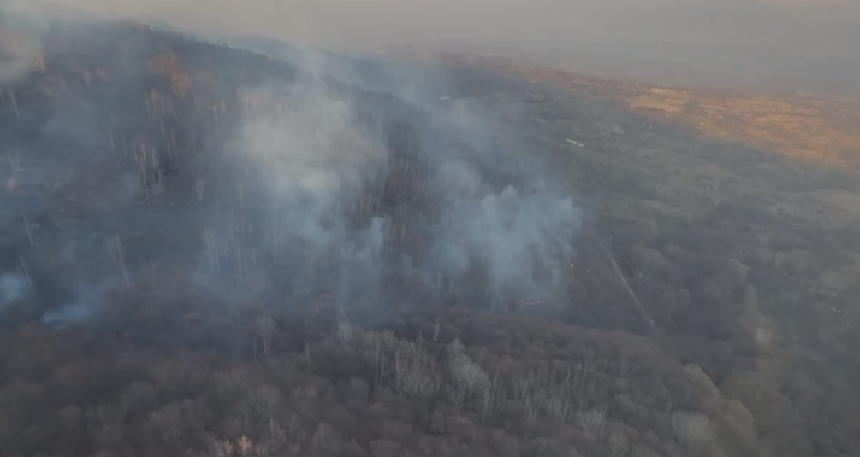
[14,0,860,90]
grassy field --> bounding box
[443,54,860,170]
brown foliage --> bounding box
[150,52,182,76]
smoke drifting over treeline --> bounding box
[0,6,581,329]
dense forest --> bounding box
[0,10,857,457]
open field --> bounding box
[442,54,860,170]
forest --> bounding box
[0,10,858,457]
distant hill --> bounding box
[441,54,860,169]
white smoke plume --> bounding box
[0,2,583,326]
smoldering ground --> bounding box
[0,9,582,335]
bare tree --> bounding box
[252,315,276,356]
[576,407,607,437]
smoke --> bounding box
[199,77,392,306]
[0,274,28,312]
[0,3,582,329]
[41,279,118,325]
[194,47,583,313]
[0,5,49,83]
[429,182,580,303]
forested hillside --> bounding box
[0,11,856,457]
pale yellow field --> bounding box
[445,54,860,169]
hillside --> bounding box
[0,12,859,457]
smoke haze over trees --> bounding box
[0,3,859,457]
[0,5,581,326]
